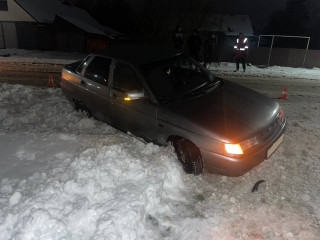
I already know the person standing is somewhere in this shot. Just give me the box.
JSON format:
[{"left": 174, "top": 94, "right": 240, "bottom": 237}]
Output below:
[
  {"left": 233, "top": 33, "right": 249, "bottom": 72},
  {"left": 172, "top": 26, "right": 184, "bottom": 50},
  {"left": 187, "top": 29, "right": 202, "bottom": 62},
  {"left": 203, "top": 33, "right": 216, "bottom": 69}
]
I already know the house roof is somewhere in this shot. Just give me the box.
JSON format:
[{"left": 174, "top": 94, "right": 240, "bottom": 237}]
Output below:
[
  {"left": 202, "top": 14, "right": 254, "bottom": 36},
  {"left": 14, "top": 0, "right": 123, "bottom": 38}
]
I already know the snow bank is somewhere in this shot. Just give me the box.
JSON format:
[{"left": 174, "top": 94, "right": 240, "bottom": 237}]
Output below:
[
  {"left": 0, "top": 84, "right": 113, "bottom": 134},
  {"left": 0, "top": 48, "right": 85, "bottom": 65},
  {"left": 0, "top": 137, "right": 187, "bottom": 240},
  {"left": 209, "top": 62, "right": 320, "bottom": 80}
]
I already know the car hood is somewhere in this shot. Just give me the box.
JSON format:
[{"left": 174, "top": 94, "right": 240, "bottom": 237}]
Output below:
[{"left": 158, "top": 80, "right": 279, "bottom": 142}]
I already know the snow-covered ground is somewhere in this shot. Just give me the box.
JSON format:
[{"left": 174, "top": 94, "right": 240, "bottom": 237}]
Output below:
[
  {"left": 0, "top": 50, "right": 320, "bottom": 240},
  {"left": 209, "top": 62, "right": 320, "bottom": 81}
]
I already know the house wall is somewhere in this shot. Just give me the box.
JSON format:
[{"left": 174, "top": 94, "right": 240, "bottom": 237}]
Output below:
[
  {"left": 0, "top": 1, "right": 114, "bottom": 52},
  {"left": 0, "top": 21, "right": 38, "bottom": 49},
  {"left": 16, "top": 22, "right": 37, "bottom": 49},
  {"left": 0, "top": 24, "right": 4, "bottom": 48},
  {"left": 56, "top": 32, "right": 86, "bottom": 52},
  {"left": 0, "top": 0, "right": 36, "bottom": 49},
  {"left": 54, "top": 16, "right": 87, "bottom": 52},
  {"left": 0, "top": 0, "right": 35, "bottom": 22}
]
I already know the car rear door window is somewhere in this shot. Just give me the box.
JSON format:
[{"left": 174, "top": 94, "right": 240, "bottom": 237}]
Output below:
[
  {"left": 76, "top": 55, "right": 91, "bottom": 74},
  {"left": 84, "top": 56, "right": 111, "bottom": 87},
  {"left": 113, "top": 63, "right": 142, "bottom": 92}
]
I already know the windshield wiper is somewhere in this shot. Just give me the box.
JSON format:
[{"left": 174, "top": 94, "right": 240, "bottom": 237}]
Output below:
[
  {"left": 177, "top": 89, "right": 206, "bottom": 100},
  {"left": 200, "top": 79, "right": 222, "bottom": 92},
  {"left": 178, "top": 79, "right": 221, "bottom": 100},
  {"left": 162, "top": 79, "right": 222, "bottom": 103}
]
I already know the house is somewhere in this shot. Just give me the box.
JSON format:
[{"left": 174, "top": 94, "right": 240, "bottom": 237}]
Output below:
[
  {"left": 0, "top": 0, "right": 124, "bottom": 52},
  {"left": 203, "top": 14, "right": 254, "bottom": 36},
  {"left": 201, "top": 14, "right": 254, "bottom": 62}
]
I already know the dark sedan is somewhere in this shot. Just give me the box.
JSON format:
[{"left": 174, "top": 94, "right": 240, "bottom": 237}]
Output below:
[{"left": 61, "top": 44, "right": 286, "bottom": 176}]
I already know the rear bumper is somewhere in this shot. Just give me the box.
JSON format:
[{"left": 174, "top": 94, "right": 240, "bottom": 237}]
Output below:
[{"left": 200, "top": 120, "right": 287, "bottom": 177}]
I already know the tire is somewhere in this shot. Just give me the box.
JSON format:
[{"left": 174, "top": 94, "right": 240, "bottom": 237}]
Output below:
[
  {"left": 73, "top": 99, "right": 92, "bottom": 118},
  {"left": 172, "top": 138, "right": 203, "bottom": 175}
]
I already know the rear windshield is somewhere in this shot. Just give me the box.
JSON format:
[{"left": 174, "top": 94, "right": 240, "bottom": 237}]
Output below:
[{"left": 141, "top": 54, "right": 218, "bottom": 103}]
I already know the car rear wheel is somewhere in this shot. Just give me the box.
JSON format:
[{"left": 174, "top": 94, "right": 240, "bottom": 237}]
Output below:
[
  {"left": 73, "top": 99, "right": 92, "bottom": 118},
  {"left": 172, "top": 138, "right": 203, "bottom": 175}
]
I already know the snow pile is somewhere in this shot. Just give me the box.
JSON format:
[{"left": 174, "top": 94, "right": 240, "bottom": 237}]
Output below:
[
  {"left": 0, "top": 84, "right": 113, "bottom": 134},
  {"left": 0, "top": 136, "right": 188, "bottom": 239}
]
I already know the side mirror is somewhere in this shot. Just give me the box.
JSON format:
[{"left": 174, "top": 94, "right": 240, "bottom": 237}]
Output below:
[{"left": 124, "top": 90, "right": 144, "bottom": 101}]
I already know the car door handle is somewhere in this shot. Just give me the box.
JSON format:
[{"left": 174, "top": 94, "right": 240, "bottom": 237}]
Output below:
[{"left": 79, "top": 79, "right": 87, "bottom": 86}]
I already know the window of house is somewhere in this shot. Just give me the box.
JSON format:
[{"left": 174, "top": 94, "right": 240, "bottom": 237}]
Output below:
[
  {"left": 113, "top": 63, "right": 142, "bottom": 92},
  {"left": 84, "top": 56, "right": 111, "bottom": 87},
  {"left": 0, "top": 0, "right": 8, "bottom": 11}
]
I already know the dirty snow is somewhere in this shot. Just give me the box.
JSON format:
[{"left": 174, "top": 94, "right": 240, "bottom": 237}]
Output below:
[
  {"left": 0, "top": 50, "right": 319, "bottom": 240},
  {"left": 209, "top": 62, "right": 320, "bottom": 81},
  {"left": 0, "top": 48, "right": 85, "bottom": 65}
]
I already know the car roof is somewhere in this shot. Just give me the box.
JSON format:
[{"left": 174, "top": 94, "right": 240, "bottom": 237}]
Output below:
[{"left": 94, "top": 43, "right": 183, "bottom": 65}]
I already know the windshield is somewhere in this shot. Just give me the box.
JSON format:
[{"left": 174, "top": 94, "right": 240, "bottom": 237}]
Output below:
[{"left": 142, "top": 54, "right": 219, "bottom": 103}]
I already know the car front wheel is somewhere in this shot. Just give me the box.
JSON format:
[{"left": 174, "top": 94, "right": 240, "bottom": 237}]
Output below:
[{"left": 172, "top": 138, "right": 203, "bottom": 175}]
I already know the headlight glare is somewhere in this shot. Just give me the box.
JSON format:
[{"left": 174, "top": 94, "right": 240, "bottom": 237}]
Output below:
[{"left": 224, "top": 143, "right": 243, "bottom": 155}]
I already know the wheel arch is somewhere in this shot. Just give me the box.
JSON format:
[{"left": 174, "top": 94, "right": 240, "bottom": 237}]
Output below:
[{"left": 169, "top": 135, "right": 204, "bottom": 175}]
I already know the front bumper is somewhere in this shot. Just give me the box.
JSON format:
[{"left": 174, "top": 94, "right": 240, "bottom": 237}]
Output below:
[{"left": 200, "top": 119, "right": 287, "bottom": 177}]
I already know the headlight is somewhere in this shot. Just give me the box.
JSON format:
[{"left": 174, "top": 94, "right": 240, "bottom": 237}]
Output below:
[
  {"left": 224, "top": 143, "right": 243, "bottom": 155},
  {"left": 223, "top": 107, "right": 284, "bottom": 157},
  {"left": 224, "top": 135, "right": 259, "bottom": 156},
  {"left": 240, "top": 136, "right": 259, "bottom": 151}
]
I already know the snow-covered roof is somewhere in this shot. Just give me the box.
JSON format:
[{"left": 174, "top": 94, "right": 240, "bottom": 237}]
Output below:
[
  {"left": 14, "top": 0, "right": 123, "bottom": 37},
  {"left": 202, "top": 14, "right": 254, "bottom": 36}
]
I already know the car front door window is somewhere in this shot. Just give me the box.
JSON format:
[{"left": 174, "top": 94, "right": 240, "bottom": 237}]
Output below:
[{"left": 113, "top": 63, "right": 142, "bottom": 92}]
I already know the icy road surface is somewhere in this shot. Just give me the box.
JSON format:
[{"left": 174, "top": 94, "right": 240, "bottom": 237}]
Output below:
[{"left": 0, "top": 57, "right": 320, "bottom": 239}]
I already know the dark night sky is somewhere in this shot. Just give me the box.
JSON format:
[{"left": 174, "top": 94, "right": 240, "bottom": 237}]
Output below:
[
  {"left": 127, "top": 0, "right": 288, "bottom": 32},
  {"left": 210, "top": 0, "right": 288, "bottom": 32}
]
